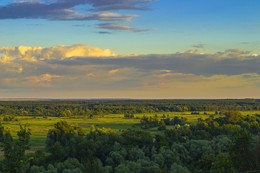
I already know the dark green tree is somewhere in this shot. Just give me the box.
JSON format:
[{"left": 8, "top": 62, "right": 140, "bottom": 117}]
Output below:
[{"left": 0, "top": 124, "right": 31, "bottom": 173}]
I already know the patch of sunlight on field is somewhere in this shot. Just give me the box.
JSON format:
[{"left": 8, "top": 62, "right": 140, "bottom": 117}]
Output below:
[{"left": 1, "top": 111, "right": 259, "bottom": 149}]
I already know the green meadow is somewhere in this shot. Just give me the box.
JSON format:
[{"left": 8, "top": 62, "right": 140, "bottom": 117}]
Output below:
[
  {"left": 0, "top": 109, "right": 259, "bottom": 172},
  {"left": 2, "top": 111, "right": 258, "bottom": 148}
]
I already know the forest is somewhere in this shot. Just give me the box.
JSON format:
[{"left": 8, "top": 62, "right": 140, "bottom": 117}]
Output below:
[
  {"left": 0, "top": 99, "right": 259, "bottom": 117},
  {"left": 0, "top": 99, "right": 259, "bottom": 173}
]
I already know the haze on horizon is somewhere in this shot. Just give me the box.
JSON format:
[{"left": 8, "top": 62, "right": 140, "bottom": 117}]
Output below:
[{"left": 0, "top": 0, "right": 259, "bottom": 98}]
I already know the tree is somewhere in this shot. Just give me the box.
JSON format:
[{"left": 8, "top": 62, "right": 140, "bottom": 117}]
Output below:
[
  {"left": 170, "top": 163, "right": 190, "bottom": 173},
  {"left": 124, "top": 112, "right": 134, "bottom": 119},
  {"left": 0, "top": 124, "right": 31, "bottom": 173},
  {"left": 224, "top": 111, "right": 243, "bottom": 123},
  {"left": 230, "top": 128, "right": 258, "bottom": 171},
  {"left": 210, "top": 153, "right": 235, "bottom": 173},
  {"left": 46, "top": 121, "right": 84, "bottom": 161}
]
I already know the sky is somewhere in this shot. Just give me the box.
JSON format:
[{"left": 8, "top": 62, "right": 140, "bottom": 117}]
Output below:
[{"left": 0, "top": 0, "right": 259, "bottom": 98}]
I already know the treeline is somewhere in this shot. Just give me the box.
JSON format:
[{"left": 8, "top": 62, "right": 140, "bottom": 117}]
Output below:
[
  {"left": 0, "top": 99, "right": 259, "bottom": 117},
  {"left": 0, "top": 111, "right": 259, "bottom": 173}
]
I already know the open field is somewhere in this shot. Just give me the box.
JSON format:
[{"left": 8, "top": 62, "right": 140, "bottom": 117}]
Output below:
[
  {"left": 0, "top": 110, "right": 259, "bottom": 171},
  {"left": 1, "top": 111, "right": 259, "bottom": 148}
]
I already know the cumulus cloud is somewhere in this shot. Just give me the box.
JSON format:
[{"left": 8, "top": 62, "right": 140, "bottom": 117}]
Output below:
[
  {"left": 38, "top": 45, "right": 115, "bottom": 59},
  {"left": 52, "top": 49, "right": 260, "bottom": 75},
  {"left": 0, "top": 44, "right": 115, "bottom": 62},
  {"left": 0, "top": 54, "right": 23, "bottom": 74},
  {"left": 0, "top": 55, "right": 12, "bottom": 64},
  {"left": 0, "top": 45, "right": 259, "bottom": 98}
]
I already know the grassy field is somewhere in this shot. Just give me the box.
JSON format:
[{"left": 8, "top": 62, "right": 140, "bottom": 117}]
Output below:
[{"left": 1, "top": 111, "right": 259, "bottom": 149}]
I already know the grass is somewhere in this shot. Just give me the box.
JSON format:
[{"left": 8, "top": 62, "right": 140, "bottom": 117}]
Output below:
[
  {"left": 2, "top": 115, "right": 140, "bottom": 147},
  {"left": 1, "top": 111, "right": 259, "bottom": 148}
]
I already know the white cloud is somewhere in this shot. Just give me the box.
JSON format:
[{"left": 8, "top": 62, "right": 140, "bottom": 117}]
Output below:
[
  {"left": 0, "top": 55, "right": 12, "bottom": 64},
  {"left": 46, "top": 45, "right": 115, "bottom": 59},
  {"left": 0, "top": 44, "right": 115, "bottom": 62}
]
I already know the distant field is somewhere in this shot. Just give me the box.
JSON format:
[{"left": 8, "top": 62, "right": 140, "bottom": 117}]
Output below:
[{"left": 1, "top": 111, "right": 259, "bottom": 148}]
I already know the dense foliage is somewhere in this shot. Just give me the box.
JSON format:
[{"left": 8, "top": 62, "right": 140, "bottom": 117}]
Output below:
[
  {"left": 0, "top": 111, "right": 259, "bottom": 173},
  {"left": 0, "top": 99, "right": 259, "bottom": 117}
]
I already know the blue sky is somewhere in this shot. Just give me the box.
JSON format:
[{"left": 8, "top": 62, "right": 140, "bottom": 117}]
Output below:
[
  {"left": 1, "top": 0, "right": 259, "bottom": 54},
  {"left": 0, "top": 0, "right": 259, "bottom": 98}
]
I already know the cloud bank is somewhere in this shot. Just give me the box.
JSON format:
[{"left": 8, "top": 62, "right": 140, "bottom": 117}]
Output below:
[{"left": 0, "top": 44, "right": 259, "bottom": 98}]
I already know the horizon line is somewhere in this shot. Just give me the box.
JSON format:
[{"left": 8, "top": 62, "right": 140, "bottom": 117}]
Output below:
[{"left": 0, "top": 97, "right": 259, "bottom": 101}]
